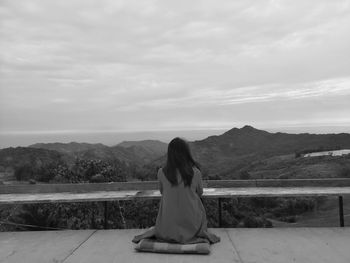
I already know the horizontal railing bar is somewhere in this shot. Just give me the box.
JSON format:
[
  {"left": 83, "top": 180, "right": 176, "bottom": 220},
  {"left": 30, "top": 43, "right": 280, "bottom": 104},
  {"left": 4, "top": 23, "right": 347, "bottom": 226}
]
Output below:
[
  {"left": 254, "top": 178, "right": 350, "bottom": 187},
  {"left": 1, "top": 178, "right": 350, "bottom": 194},
  {"left": 1, "top": 187, "right": 350, "bottom": 205}
]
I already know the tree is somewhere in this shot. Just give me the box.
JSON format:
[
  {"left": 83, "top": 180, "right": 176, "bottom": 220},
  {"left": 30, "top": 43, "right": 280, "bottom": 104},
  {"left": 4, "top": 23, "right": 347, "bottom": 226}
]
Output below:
[
  {"left": 14, "top": 164, "right": 33, "bottom": 181},
  {"left": 239, "top": 170, "right": 251, "bottom": 180}
]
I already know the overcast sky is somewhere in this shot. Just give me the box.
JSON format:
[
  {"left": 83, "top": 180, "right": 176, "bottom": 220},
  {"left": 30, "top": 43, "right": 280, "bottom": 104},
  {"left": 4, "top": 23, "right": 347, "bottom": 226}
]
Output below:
[{"left": 1, "top": 0, "right": 350, "bottom": 135}]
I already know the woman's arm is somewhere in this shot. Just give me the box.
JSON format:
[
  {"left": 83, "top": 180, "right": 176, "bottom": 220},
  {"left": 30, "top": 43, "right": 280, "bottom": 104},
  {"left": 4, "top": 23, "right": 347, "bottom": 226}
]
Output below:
[
  {"left": 157, "top": 168, "right": 163, "bottom": 195},
  {"left": 195, "top": 168, "right": 204, "bottom": 197}
]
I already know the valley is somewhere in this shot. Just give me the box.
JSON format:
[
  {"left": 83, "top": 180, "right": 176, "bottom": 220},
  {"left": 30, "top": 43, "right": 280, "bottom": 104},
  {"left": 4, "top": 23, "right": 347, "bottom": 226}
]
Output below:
[{"left": 1, "top": 125, "right": 350, "bottom": 230}]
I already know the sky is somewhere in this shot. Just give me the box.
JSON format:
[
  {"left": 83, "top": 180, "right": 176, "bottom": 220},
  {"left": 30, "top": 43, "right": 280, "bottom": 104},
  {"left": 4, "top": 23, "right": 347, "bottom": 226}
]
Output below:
[{"left": 1, "top": 0, "right": 350, "bottom": 139}]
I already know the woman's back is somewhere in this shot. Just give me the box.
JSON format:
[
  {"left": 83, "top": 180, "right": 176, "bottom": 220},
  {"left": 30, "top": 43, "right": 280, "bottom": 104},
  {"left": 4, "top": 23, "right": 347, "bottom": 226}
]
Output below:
[
  {"left": 132, "top": 137, "right": 220, "bottom": 245},
  {"left": 155, "top": 167, "right": 208, "bottom": 243}
]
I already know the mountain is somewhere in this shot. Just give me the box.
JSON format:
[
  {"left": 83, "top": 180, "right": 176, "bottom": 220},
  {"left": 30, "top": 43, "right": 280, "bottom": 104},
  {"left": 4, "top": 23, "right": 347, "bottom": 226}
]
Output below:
[
  {"left": 116, "top": 140, "right": 167, "bottom": 164},
  {"left": 193, "top": 125, "right": 350, "bottom": 156},
  {"left": 29, "top": 142, "right": 109, "bottom": 155},
  {"left": 29, "top": 142, "right": 115, "bottom": 166},
  {"left": 28, "top": 140, "right": 168, "bottom": 167},
  {"left": 146, "top": 125, "right": 350, "bottom": 178},
  {"left": 117, "top": 140, "right": 167, "bottom": 153},
  {"left": 2, "top": 126, "right": 350, "bottom": 181},
  {"left": 190, "top": 125, "right": 350, "bottom": 177}
]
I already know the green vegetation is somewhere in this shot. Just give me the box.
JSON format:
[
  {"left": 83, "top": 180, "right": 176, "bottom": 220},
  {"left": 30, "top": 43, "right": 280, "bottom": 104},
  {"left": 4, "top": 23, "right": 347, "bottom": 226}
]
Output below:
[
  {"left": 1, "top": 196, "right": 319, "bottom": 231},
  {"left": 1, "top": 126, "right": 350, "bottom": 231},
  {"left": 1, "top": 155, "right": 321, "bottom": 231}
]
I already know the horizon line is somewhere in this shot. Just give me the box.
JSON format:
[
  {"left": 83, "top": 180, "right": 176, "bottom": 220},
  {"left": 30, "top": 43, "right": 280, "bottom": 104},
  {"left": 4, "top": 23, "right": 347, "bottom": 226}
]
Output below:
[{"left": 1, "top": 124, "right": 350, "bottom": 135}]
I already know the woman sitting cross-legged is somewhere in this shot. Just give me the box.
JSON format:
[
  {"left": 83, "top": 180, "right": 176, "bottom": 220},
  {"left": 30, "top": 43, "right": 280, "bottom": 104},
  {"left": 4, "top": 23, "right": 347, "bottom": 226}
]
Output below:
[{"left": 132, "top": 137, "right": 220, "bottom": 245}]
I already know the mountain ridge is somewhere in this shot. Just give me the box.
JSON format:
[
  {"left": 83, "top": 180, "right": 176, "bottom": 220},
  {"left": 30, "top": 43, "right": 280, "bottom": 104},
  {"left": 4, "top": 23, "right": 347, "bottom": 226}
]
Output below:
[
  {"left": 1, "top": 125, "right": 350, "bottom": 181},
  {"left": 151, "top": 125, "right": 350, "bottom": 177},
  {"left": 28, "top": 140, "right": 168, "bottom": 167}
]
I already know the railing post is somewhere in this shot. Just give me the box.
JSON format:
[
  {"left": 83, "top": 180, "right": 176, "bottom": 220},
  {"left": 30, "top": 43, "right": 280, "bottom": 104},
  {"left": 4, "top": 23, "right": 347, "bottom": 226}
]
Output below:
[
  {"left": 339, "top": 196, "right": 344, "bottom": 227},
  {"left": 104, "top": 201, "right": 108, "bottom": 229},
  {"left": 218, "top": 198, "right": 222, "bottom": 227}
]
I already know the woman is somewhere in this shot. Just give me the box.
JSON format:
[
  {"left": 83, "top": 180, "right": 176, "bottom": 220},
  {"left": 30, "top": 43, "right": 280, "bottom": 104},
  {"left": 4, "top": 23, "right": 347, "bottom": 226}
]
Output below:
[{"left": 132, "top": 137, "right": 220, "bottom": 244}]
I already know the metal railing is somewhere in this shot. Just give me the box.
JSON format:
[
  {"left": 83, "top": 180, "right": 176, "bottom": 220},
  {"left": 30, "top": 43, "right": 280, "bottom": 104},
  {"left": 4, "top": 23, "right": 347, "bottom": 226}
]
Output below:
[{"left": 1, "top": 178, "right": 350, "bottom": 229}]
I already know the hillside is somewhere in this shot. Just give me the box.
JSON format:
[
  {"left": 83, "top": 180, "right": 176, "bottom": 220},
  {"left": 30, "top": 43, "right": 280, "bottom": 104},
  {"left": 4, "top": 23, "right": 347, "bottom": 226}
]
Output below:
[
  {"left": 115, "top": 140, "right": 167, "bottom": 165},
  {"left": 190, "top": 125, "right": 350, "bottom": 176},
  {"left": 117, "top": 139, "right": 167, "bottom": 152},
  {"left": 220, "top": 153, "right": 350, "bottom": 180},
  {"left": 145, "top": 125, "right": 350, "bottom": 178},
  {"left": 28, "top": 141, "right": 167, "bottom": 167},
  {"left": 0, "top": 147, "right": 66, "bottom": 182},
  {"left": 0, "top": 147, "right": 64, "bottom": 168},
  {"left": 194, "top": 125, "right": 350, "bottom": 155},
  {"left": 2, "top": 126, "right": 350, "bottom": 181},
  {"left": 29, "top": 142, "right": 109, "bottom": 155},
  {"left": 1, "top": 126, "right": 350, "bottom": 230}
]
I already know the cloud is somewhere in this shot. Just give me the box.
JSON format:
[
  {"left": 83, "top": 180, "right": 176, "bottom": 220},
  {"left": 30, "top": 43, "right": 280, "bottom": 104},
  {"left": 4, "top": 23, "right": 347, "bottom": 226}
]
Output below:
[
  {"left": 110, "top": 77, "right": 350, "bottom": 111},
  {"left": 0, "top": 0, "right": 350, "bottom": 134}
]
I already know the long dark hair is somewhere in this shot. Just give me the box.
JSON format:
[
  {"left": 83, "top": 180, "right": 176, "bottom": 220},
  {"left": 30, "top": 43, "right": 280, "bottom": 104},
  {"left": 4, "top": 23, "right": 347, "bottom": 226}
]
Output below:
[{"left": 163, "top": 137, "right": 200, "bottom": 187}]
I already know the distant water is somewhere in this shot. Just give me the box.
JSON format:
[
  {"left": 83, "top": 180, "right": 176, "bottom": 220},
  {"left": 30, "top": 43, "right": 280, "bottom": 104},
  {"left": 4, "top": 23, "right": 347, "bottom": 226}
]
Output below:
[{"left": 0, "top": 129, "right": 228, "bottom": 149}]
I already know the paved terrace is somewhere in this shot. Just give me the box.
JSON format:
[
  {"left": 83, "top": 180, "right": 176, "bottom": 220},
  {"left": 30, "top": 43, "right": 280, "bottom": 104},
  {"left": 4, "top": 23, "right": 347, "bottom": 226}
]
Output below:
[{"left": 1, "top": 227, "right": 350, "bottom": 263}]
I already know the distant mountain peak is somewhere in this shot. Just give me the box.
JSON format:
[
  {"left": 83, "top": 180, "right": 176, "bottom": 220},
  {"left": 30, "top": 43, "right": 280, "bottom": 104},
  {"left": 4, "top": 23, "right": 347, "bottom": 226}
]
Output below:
[
  {"left": 223, "top": 125, "right": 268, "bottom": 136},
  {"left": 241, "top": 125, "right": 255, "bottom": 130}
]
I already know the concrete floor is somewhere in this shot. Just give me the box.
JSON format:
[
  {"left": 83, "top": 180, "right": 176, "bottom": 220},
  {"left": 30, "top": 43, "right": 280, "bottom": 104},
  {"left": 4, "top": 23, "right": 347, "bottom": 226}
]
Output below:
[{"left": 1, "top": 228, "right": 349, "bottom": 263}]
